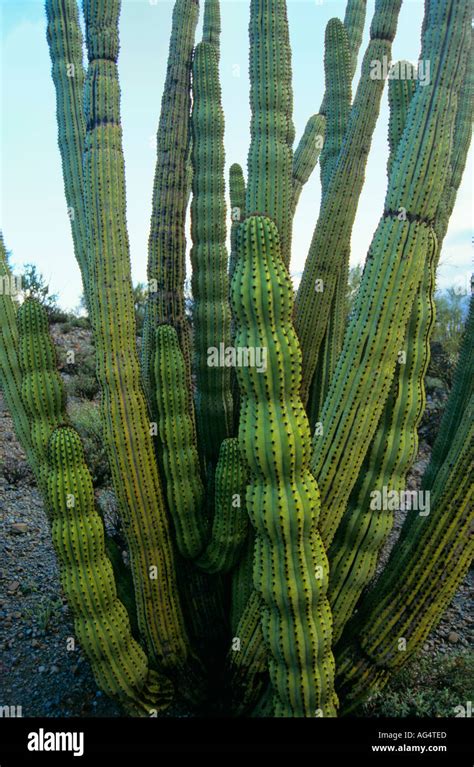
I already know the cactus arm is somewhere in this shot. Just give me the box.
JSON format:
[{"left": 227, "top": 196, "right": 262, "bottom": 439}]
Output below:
[
  {"left": 0, "top": 239, "right": 36, "bottom": 474},
  {"left": 320, "top": 20, "right": 352, "bottom": 197},
  {"left": 311, "top": 0, "right": 471, "bottom": 549},
  {"left": 422, "top": 301, "right": 473, "bottom": 489},
  {"left": 305, "top": 20, "right": 352, "bottom": 425},
  {"left": 83, "top": 0, "right": 190, "bottom": 671},
  {"left": 295, "top": 0, "right": 403, "bottom": 403},
  {"left": 45, "top": 0, "right": 89, "bottom": 289},
  {"left": 336, "top": 335, "right": 473, "bottom": 712},
  {"left": 231, "top": 215, "right": 337, "bottom": 717},
  {"left": 436, "top": 32, "right": 473, "bottom": 246},
  {"left": 17, "top": 299, "right": 67, "bottom": 506},
  {"left": 47, "top": 426, "right": 172, "bottom": 714},
  {"left": 291, "top": 114, "right": 325, "bottom": 213},
  {"left": 387, "top": 63, "right": 417, "bottom": 176},
  {"left": 292, "top": 0, "right": 366, "bottom": 205},
  {"left": 326, "top": 38, "right": 472, "bottom": 641},
  {"left": 203, "top": 0, "right": 220, "bottom": 56},
  {"left": 328, "top": 245, "right": 437, "bottom": 643},
  {"left": 324, "top": 61, "right": 421, "bottom": 642},
  {"left": 246, "top": 0, "right": 294, "bottom": 266},
  {"left": 141, "top": 0, "right": 199, "bottom": 410},
  {"left": 229, "top": 163, "right": 246, "bottom": 284},
  {"left": 191, "top": 41, "right": 233, "bottom": 467},
  {"left": 342, "top": 0, "right": 367, "bottom": 80},
  {"left": 230, "top": 528, "right": 255, "bottom": 634},
  {"left": 154, "top": 325, "right": 207, "bottom": 559},
  {"left": 228, "top": 590, "right": 268, "bottom": 716},
  {"left": 196, "top": 438, "right": 248, "bottom": 574}
]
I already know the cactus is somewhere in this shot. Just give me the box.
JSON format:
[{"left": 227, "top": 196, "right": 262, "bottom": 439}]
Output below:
[
  {"left": 191, "top": 41, "right": 233, "bottom": 467},
  {"left": 141, "top": 0, "right": 199, "bottom": 410},
  {"left": 0, "top": 0, "right": 472, "bottom": 720},
  {"left": 231, "top": 215, "right": 337, "bottom": 717},
  {"left": 48, "top": 425, "right": 172, "bottom": 714}
]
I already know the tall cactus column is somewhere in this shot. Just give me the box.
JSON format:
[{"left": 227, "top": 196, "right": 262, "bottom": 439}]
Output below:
[
  {"left": 246, "top": 0, "right": 294, "bottom": 266},
  {"left": 231, "top": 215, "right": 337, "bottom": 718},
  {"left": 191, "top": 41, "right": 233, "bottom": 467},
  {"left": 82, "top": 0, "right": 190, "bottom": 672},
  {"left": 142, "top": 0, "right": 199, "bottom": 409}
]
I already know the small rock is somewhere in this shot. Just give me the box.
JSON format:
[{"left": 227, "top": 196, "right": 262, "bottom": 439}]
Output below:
[
  {"left": 6, "top": 581, "right": 20, "bottom": 593},
  {"left": 448, "top": 631, "right": 460, "bottom": 644},
  {"left": 50, "top": 665, "right": 60, "bottom": 674},
  {"left": 12, "top": 611, "right": 21, "bottom": 619},
  {"left": 10, "top": 523, "right": 28, "bottom": 535},
  {"left": 31, "top": 639, "right": 41, "bottom": 648},
  {"left": 38, "top": 665, "right": 46, "bottom": 673}
]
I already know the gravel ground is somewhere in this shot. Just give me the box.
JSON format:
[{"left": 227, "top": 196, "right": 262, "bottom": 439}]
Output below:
[{"left": 0, "top": 327, "right": 471, "bottom": 717}]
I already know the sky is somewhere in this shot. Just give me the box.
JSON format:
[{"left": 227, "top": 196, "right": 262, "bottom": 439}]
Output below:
[{"left": 1, "top": 0, "right": 472, "bottom": 310}]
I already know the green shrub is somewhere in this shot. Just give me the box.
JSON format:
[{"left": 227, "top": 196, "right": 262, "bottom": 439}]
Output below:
[
  {"left": 362, "top": 651, "right": 474, "bottom": 717},
  {"left": 68, "top": 401, "right": 111, "bottom": 487}
]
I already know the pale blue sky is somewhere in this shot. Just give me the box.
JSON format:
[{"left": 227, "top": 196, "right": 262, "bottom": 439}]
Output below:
[{"left": 1, "top": 0, "right": 472, "bottom": 310}]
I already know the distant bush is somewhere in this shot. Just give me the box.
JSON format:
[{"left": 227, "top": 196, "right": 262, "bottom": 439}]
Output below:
[
  {"left": 68, "top": 401, "right": 111, "bottom": 487},
  {"left": 432, "top": 287, "right": 469, "bottom": 365}
]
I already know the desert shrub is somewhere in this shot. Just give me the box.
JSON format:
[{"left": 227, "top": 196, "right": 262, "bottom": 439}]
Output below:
[
  {"left": 362, "top": 651, "right": 474, "bottom": 717},
  {"left": 1, "top": 456, "right": 34, "bottom": 486},
  {"left": 68, "top": 401, "right": 111, "bottom": 487}
]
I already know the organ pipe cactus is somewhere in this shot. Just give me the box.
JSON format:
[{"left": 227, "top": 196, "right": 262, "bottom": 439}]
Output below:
[{"left": 0, "top": 0, "right": 472, "bottom": 719}]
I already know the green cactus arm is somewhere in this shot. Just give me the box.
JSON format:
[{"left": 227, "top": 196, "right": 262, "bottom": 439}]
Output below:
[
  {"left": 387, "top": 63, "right": 417, "bottom": 176},
  {"left": 246, "top": 0, "right": 294, "bottom": 266},
  {"left": 328, "top": 248, "right": 437, "bottom": 644},
  {"left": 228, "top": 590, "right": 268, "bottom": 716},
  {"left": 17, "top": 298, "right": 67, "bottom": 505},
  {"left": 0, "top": 239, "right": 36, "bottom": 475},
  {"left": 229, "top": 163, "right": 246, "bottom": 283},
  {"left": 141, "top": 0, "right": 199, "bottom": 411},
  {"left": 342, "top": 0, "right": 367, "bottom": 79},
  {"left": 335, "top": 387, "right": 473, "bottom": 712},
  {"left": 231, "top": 215, "right": 337, "bottom": 718},
  {"left": 310, "top": 0, "right": 471, "bottom": 550},
  {"left": 230, "top": 528, "right": 255, "bottom": 634},
  {"left": 154, "top": 325, "right": 207, "bottom": 559},
  {"left": 203, "top": 0, "right": 220, "bottom": 56},
  {"left": 305, "top": 20, "right": 352, "bottom": 426},
  {"left": 82, "top": 0, "right": 190, "bottom": 671},
  {"left": 291, "top": 114, "right": 325, "bottom": 213},
  {"left": 323, "top": 61, "right": 420, "bottom": 642},
  {"left": 320, "top": 19, "right": 352, "bottom": 197},
  {"left": 45, "top": 0, "right": 89, "bottom": 289},
  {"left": 191, "top": 41, "right": 233, "bottom": 467},
  {"left": 196, "top": 437, "right": 248, "bottom": 574},
  {"left": 292, "top": 0, "right": 366, "bottom": 205},
  {"left": 47, "top": 425, "right": 172, "bottom": 714},
  {"left": 326, "top": 37, "right": 472, "bottom": 642},
  {"left": 295, "top": 0, "right": 403, "bottom": 403}
]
